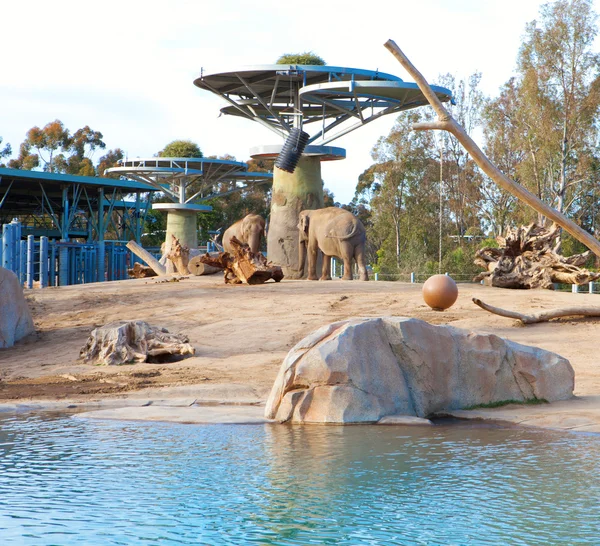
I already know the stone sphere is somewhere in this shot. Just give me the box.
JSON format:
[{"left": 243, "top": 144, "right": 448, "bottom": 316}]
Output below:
[{"left": 422, "top": 274, "right": 458, "bottom": 310}]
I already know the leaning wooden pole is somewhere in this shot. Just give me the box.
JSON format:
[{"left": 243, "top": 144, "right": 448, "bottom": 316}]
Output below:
[
  {"left": 384, "top": 39, "right": 600, "bottom": 259},
  {"left": 126, "top": 240, "right": 167, "bottom": 276}
]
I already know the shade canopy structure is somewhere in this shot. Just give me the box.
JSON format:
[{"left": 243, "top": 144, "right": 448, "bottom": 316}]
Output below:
[
  {"left": 195, "top": 64, "right": 452, "bottom": 278},
  {"left": 106, "top": 157, "right": 272, "bottom": 206},
  {"left": 0, "top": 167, "right": 156, "bottom": 242},
  {"left": 194, "top": 65, "right": 452, "bottom": 145}
]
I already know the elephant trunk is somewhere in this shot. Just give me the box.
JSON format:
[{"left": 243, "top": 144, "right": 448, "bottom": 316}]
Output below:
[
  {"left": 298, "top": 239, "right": 306, "bottom": 277},
  {"left": 247, "top": 230, "right": 261, "bottom": 254}
]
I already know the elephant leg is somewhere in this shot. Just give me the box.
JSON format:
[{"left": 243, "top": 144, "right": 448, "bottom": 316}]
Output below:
[
  {"left": 355, "top": 244, "right": 369, "bottom": 281},
  {"left": 341, "top": 243, "right": 353, "bottom": 280},
  {"left": 320, "top": 255, "right": 332, "bottom": 281},
  {"left": 307, "top": 243, "right": 319, "bottom": 280}
]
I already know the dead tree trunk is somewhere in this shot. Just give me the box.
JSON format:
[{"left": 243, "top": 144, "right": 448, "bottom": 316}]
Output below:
[
  {"left": 199, "top": 236, "right": 284, "bottom": 284},
  {"left": 166, "top": 235, "right": 190, "bottom": 275},
  {"left": 383, "top": 39, "right": 600, "bottom": 259},
  {"left": 473, "top": 297, "right": 600, "bottom": 324},
  {"left": 473, "top": 223, "right": 600, "bottom": 289},
  {"left": 126, "top": 240, "right": 167, "bottom": 276}
]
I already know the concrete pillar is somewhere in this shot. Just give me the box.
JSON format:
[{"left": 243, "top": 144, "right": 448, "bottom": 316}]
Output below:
[
  {"left": 267, "top": 156, "right": 324, "bottom": 278},
  {"left": 165, "top": 209, "right": 198, "bottom": 250}
]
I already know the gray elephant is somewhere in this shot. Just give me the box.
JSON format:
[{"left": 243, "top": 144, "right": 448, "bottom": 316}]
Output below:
[
  {"left": 298, "top": 207, "right": 368, "bottom": 281},
  {"left": 223, "top": 214, "right": 266, "bottom": 254}
]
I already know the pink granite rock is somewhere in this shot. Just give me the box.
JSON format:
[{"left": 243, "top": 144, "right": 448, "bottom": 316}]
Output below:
[{"left": 265, "top": 317, "right": 574, "bottom": 424}]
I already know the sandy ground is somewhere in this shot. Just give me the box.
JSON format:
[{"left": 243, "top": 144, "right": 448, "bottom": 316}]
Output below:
[{"left": 2, "top": 274, "right": 600, "bottom": 431}]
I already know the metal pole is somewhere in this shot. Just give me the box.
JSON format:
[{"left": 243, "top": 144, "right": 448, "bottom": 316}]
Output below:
[
  {"left": 39, "top": 237, "right": 49, "bottom": 288},
  {"left": 439, "top": 139, "right": 443, "bottom": 274},
  {"left": 59, "top": 244, "right": 69, "bottom": 286},
  {"left": 410, "top": 272, "right": 415, "bottom": 283},
  {"left": 2, "top": 223, "right": 13, "bottom": 271},
  {"left": 590, "top": 281, "right": 595, "bottom": 294},
  {"left": 26, "top": 235, "right": 34, "bottom": 289},
  {"left": 19, "top": 240, "right": 27, "bottom": 286}
]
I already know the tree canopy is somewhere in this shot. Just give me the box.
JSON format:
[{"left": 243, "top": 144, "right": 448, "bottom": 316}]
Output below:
[
  {"left": 157, "top": 140, "right": 203, "bottom": 158},
  {"left": 276, "top": 52, "right": 325, "bottom": 65}
]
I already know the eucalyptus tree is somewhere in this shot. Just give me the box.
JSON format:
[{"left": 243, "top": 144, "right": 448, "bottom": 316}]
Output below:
[
  {"left": 355, "top": 112, "right": 440, "bottom": 272},
  {"left": 516, "top": 0, "right": 600, "bottom": 217},
  {"left": 0, "top": 137, "right": 10, "bottom": 166},
  {"left": 479, "top": 79, "right": 524, "bottom": 235},
  {"left": 435, "top": 72, "right": 486, "bottom": 240}
]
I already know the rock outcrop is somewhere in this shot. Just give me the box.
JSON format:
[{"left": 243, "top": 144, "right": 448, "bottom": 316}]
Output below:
[
  {"left": 80, "top": 320, "right": 195, "bottom": 365},
  {"left": 265, "top": 317, "right": 574, "bottom": 424},
  {"left": 0, "top": 267, "right": 35, "bottom": 348}
]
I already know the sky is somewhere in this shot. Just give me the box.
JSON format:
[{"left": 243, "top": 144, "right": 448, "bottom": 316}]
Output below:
[{"left": 2, "top": 0, "right": 600, "bottom": 204}]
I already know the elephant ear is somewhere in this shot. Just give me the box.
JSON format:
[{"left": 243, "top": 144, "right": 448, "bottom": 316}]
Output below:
[{"left": 302, "top": 214, "right": 310, "bottom": 235}]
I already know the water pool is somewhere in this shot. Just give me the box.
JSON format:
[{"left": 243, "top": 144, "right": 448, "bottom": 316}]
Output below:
[{"left": 0, "top": 412, "right": 598, "bottom": 545}]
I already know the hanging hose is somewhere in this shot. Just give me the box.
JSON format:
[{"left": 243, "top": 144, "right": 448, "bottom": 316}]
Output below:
[{"left": 275, "top": 127, "right": 309, "bottom": 173}]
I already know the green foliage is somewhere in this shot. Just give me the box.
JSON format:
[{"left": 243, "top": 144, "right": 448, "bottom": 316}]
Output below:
[
  {"left": 479, "top": 237, "right": 499, "bottom": 249},
  {"left": 276, "top": 52, "right": 325, "bottom": 65},
  {"left": 158, "top": 140, "right": 203, "bottom": 158},
  {"left": 97, "top": 149, "right": 125, "bottom": 178},
  {"left": 464, "top": 398, "right": 548, "bottom": 410},
  {"left": 0, "top": 137, "right": 11, "bottom": 166},
  {"left": 7, "top": 120, "right": 108, "bottom": 176}
]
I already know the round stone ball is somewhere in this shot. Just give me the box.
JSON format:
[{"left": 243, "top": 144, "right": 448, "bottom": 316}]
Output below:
[{"left": 422, "top": 274, "right": 458, "bottom": 311}]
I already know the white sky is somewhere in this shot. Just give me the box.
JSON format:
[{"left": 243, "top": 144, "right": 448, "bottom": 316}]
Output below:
[{"left": 2, "top": 0, "right": 599, "bottom": 204}]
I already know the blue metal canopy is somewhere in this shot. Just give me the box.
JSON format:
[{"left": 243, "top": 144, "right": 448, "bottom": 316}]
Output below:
[{"left": 194, "top": 65, "right": 452, "bottom": 145}]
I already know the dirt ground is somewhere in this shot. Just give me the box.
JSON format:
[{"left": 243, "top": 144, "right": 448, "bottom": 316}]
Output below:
[{"left": 2, "top": 274, "right": 600, "bottom": 404}]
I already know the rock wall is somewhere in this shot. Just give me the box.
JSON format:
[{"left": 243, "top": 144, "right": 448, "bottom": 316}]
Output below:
[
  {"left": 265, "top": 317, "right": 574, "bottom": 424},
  {"left": 0, "top": 267, "right": 35, "bottom": 349}
]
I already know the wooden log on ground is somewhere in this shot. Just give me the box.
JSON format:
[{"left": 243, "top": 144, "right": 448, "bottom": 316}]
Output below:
[
  {"left": 128, "top": 262, "right": 157, "bottom": 278},
  {"left": 472, "top": 297, "right": 600, "bottom": 324},
  {"left": 473, "top": 223, "right": 600, "bottom": 289},
  {"left": 188, "top": 255, "right": 221, "bottom": 276},
  {"left": 126, "top": 240, "right": 167, "bottom": 276},
  {"left": 199, "top": 236, "right": 284, "bottom": 284}
]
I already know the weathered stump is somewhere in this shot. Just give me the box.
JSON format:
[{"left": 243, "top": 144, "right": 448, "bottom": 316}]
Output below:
[
  {"left": 199, "top": 236, "right": 284, "bottom": 284},
  {"left": 474, "top": 223, "right": 600, "bottom": 289},
  {"left": 166, "top": 235, "right": 190, "bottom": 275},
  {"left": 80, "top": 320, "right": 195, "bottom": 365}
]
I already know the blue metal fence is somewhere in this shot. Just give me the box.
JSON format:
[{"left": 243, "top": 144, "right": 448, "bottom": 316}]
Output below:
[{"left": 1, "top": 219, "right": 145, "bottom": 287}]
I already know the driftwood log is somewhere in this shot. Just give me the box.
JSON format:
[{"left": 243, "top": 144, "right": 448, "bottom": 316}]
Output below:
[
  {"left": 473, "top": 297, "right": 600, "bottom": 324},
  {"left": 128, "top": 262, "right": 157, "bottom": 278},
  {"left": 474, "top": 223, "right": 600, "bottom": 289},
  {"left": 199, "top": 236, "right": 284, "bottom": 284},
  {"left": 384, "top": 39, "right": 600, "bottom": 259},
  {"left": 166, "top": 235, "right": 190, "bottom": 275}
]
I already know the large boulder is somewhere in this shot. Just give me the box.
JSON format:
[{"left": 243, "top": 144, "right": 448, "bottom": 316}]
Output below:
[
  {"left": 265, "top": 317, "right": 574, "bottom": 424},
  {"left": 0, "top": 267, "right": 35, "bottom": 349}
]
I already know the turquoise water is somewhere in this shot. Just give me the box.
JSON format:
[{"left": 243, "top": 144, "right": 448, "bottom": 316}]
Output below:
[{"left": 0, "top": 413, "right": 599, "bottom": 545}]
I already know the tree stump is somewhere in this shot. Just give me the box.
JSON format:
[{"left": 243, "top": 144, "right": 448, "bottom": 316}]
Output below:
[
  {"left": 474, "top": 223, "right": 600, "bottom": 289},
  {"left": 166, "top": 235, "right": 190, "bottom": 275},
  {"left": 199, "top": 236, "right": 284, "bottom": 284},
  {"left": 80, "top": 320, "right": 195, "bottom": 365}
]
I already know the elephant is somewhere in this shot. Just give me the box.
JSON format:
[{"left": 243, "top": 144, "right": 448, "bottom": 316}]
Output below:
[
  {"left": 298, "top": 207, "right": 368, "bottom": 281},
  {"left": 222, "top": 214, "right": 266, "bottom": 254}
]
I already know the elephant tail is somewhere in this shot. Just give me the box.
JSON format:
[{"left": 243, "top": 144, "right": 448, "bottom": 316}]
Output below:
[{"left": 326, "top": 223, "right": 361, "bottom": 241}]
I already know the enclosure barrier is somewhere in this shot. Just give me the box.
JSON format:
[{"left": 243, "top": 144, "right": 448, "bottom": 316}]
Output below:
[{"left": 0, "top": 219, "right": 154, "bottom": 288}]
